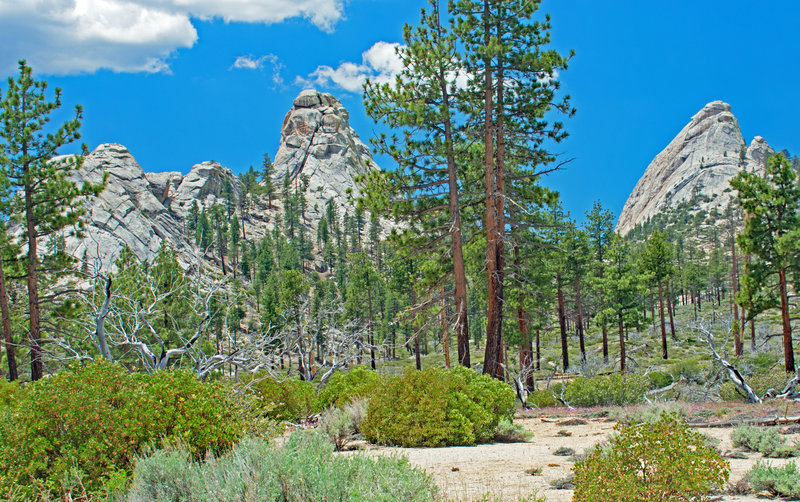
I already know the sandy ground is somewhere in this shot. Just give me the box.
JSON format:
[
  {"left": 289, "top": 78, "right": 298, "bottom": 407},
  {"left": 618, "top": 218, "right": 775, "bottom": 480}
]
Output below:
[{"left": 348, "top": 415, "right": 800, "bottom": 501}]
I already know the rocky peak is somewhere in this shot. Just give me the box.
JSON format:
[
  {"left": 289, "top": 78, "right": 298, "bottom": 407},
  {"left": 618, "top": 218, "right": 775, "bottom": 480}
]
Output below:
[
  {"left": 616, "top": 101, "right": 772, "bottom": 235},
  {"left": 170, "top": 161, "right": 242, "bottom": 218},
  {"left": 273, "top": 89, "right": 377, "bottom": 221}
]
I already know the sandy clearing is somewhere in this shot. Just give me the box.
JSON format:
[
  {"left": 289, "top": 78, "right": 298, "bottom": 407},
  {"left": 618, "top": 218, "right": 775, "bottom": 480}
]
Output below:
[{"left": 348, "top": 415, "right": 799, "bottom": 501}]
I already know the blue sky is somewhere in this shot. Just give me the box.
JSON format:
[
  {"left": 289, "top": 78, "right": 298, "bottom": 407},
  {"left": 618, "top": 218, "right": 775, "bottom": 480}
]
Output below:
[{"left": 1, "top": 0, "right": 798, "bottom": 221}]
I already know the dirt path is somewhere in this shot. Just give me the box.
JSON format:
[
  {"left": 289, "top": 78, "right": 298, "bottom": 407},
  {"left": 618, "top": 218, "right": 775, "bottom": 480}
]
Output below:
[{"left": 352, "top": 415, "right": 799, "bottom": 501}]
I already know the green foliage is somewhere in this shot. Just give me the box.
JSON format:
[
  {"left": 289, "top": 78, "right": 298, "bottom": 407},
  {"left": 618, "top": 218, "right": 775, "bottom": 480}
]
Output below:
[
  {"left": 748, "top": 461, "right": 800, "bottom": 498},
  {"left": 668, "top": 358, "right": 706, "bottom": 383},
  {"left": 731, "top": 426, "right": 795, "bottom": 458},
  {"left": 127, "top": 432, "right": 438, "bottom": 502},
  {"left": 0, "top": 378, "right": 27, "bottom": 407},
  {"left": 361, "top": 366, "right": 515, "bottom": 447},
  {"left": 719, "top": 371, "right": 789, "bottom": 401},
  {"left": 315, "top": 365, "right": 383, "bottom": 410},
  {"left": 563, "top": 373, "right": 648, "bottom": 408},
  {"left": 573, "top": 414, "right": 729, "bottom": 501},
  {"left": 646, "top": 371, "right": 673, "bottom": 390},
  {"left": 0, "top": 362, "right": 243, "bottom": 499},
  {"left": 240, "top": 373, "right": 315, "bottom": 422},
  {"left": 317, "top": 398, "right": 368, "bottom": 451},
  {"left": 526, "top": 387, "right": 561, "bottom": 408},
  {"left": 609, "top": 402, "right": 687, "bottom": 425},
  {"left": 493, "top": 418, "right": 533, "bottom": 443}
]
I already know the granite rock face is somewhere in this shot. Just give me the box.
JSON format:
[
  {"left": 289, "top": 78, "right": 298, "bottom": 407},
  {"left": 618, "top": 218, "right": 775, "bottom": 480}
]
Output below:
[
  {"left": 46, "top": 90, "right": 379, "bottom": 273},
  {"left": 616, "top": 101, "right": 772, "bottom": 235},
  {"left": 273, "top": 89, "right": 378, "bottom": 222},
  {"left": 64, "top": 144, "right": 207, "bottom": 270}
]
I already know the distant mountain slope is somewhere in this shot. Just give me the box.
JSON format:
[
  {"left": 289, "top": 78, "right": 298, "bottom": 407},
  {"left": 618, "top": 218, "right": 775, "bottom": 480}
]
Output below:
[{"left": 616, "top": 101, "right": 772, "bottom": 236}]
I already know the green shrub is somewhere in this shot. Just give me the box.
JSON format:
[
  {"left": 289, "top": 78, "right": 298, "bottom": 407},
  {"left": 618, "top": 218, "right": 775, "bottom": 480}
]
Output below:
[
  {"left": 526, "top": 385, "right": 562, "bottom": 408},
  {"left": 745, "top": 352, "right": 779, "bottom": 372},
  {"left": 127, "top": 432, "right": 438, "bottom": 502},
  {"left": 240, "top": 373, "right": 315, "bottom": 422},
  {"left": 563, "top": 373, "right": 648, "bottom": 407},
  {"left": 748, "top": 461, "right": 800, "bottom": 498},
  {"left": 361, "top": 366, "right": 515, "bottom": 447},
  {"left": 669, "top": 359, "right": 705, "bottom": 382},
  {"left": 719, "top": 371, "right": 790, "bottom": 401},
  {"left": 315, "top": 366, "right": 382, "bottom": 410},
  {"left": 318, "top": 398, "right": 368, "bottom": 451},
  {"left": 0, "top": 379, "right": 28, "bottom": 408},
  {"left": 731, "top": 426, "right": 793, "bottom": 457},
  {"left": 608, "top": 402, "right": 687, "bottom": 425},
  {"left": 573, "top": 414, "right": 729, "bottom": 501},
  {"left": 646, "top": 371, "right": 673, "bottom": 390},
  {"left": 493, "top": 418, "right": 533, "bottom": 443},
  {"left": 0, "top": 362, "right": 244, "bottom": 499}
]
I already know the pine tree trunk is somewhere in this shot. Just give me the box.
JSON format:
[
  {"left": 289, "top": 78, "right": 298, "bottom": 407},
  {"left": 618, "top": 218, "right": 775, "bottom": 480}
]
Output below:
[
  {"left": 618, "top": 314, "right": 626, "bottom": 374},
  {"left": 481, "top": 0, "right": 502, "bottom": 380},
  {"left": 667, "top": 278, "right": 677, "bottom": 341},
  {"left": 439, "top": 52, "right": 471, "bottom": 369},
  {"left": 368, "top": 283, "right": 376, "bottom": 370},
  {"left": 778, "top": 268, "right": 796, "bottom": 372},
  {"left": 658, "top": 280, "right": 668, "bottom": 359},
  {"left": 26, "top": 183, "right": 43, "bottom": 381},
  {"left": 414, "top": 329, "right": 421, "bottom": 370},
  {"left": 731, "top": 231, "right": 742, "bottom": 355},
  {"left": 600, "top": 297, "right": 609, "bottom": 363},
  {"left": 441, "top": 287, "right": 450, "bottom": 369},
  {"left": 557, "top": 275, "right": 569, "bottom": 371},
  {"left": 0, "top": 259, "right": 18, "bottom": 381},
  {"left": 575, "top": 274, "right": 586, "bottom": 367}
]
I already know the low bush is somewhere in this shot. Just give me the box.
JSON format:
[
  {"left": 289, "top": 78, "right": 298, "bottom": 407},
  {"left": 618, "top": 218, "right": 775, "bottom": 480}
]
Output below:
[
  {"left": 493, "top": 418, "right": 532, "bottom": 443},
  {"left": 731, "top": 426, "right": 795, "bottom": 458},
  {"left": 608, "top": 402, "right": 687, "bottom": 425},
  {"left": 573, "top": 414, "right": 729, "bottom": 501},
  {"left": 127, "top": 431, "right": 438, "bottom": 501},
  {"left": 747, "top": 461, "right": 800, "bottom": 498},
  {"left": 240, "top": 373, "right": 315, "bottom": 422},
  {"left": 669, "top": 359, "right": 706, "bottom": 383},
  {"left": 317, "top": 398, "right": 367, "bottom": 451},
  {"left": 563, "top": 373, "right": 648, "bottom": 407},
  {"left": 526, "top": 384, "right": 563, "bottom": 408},
  {"left": 719, "top": 371, "right": 791, "bottom": 402},
  {"left": 361, "top": 366, "right": 515, "bottom": 447},
  {"left": 646, "top": 371, "right": 673, "bottom": 390},
  {"left": 0, "top": 362, "right": 244, "bottom": 499},
  {"left": 315, "top": 366, "right": 382, "bottom": 410},
  {"left": 0, "top": 378, "right": 28, "bottom": 408}
]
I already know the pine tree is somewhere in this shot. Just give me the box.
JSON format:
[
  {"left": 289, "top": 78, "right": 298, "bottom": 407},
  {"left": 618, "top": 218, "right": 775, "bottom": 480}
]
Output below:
[
  {"left": 641, "top": 231, "right": 674, "bottom": 359},
  {"left": 595, "top": 234, "right": 648, "bottom": 373},
  {"left": 451, "top": 0, "right": 574, "bottom": 379},
  {"left": 262, "top": 153, "right": 275, "bottom": 208},
  {"left": 230, "top": 214, "right": 240, "bottom": 278},
  {"left": 585, "top": 200, "right": 614, "bottom": 362},
  {"left": 731, "top": 153, "right": 800, "bottom": 372},
  {"left": 361, "top": 0, "right": 473, "bottom": 367},
  {"left": 186, "top": 200, "right": 200, "bottom": 236},
  {"left": 0, "top": 61, "right": 105, "bottom": 380}
]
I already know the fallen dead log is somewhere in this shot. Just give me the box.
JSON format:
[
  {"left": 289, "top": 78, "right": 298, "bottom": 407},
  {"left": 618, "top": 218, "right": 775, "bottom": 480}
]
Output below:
[{"left": 687, "top": 415, "right": 800, "bottom": 428}]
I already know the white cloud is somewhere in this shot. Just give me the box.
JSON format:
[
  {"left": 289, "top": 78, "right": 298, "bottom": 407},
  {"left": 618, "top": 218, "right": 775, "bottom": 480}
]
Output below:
[
  {"left": 298, "top": 41, "right": 404, "bottom": 93},
  {"left": 231, "top": 54, "right": 284, "bottom": 86},
  {"left": 0, "top": 0, "right": 345, "bottom": 75}
]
